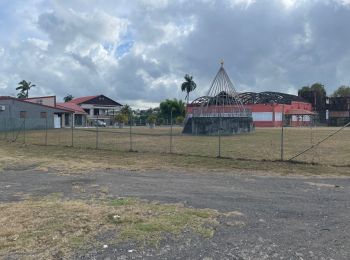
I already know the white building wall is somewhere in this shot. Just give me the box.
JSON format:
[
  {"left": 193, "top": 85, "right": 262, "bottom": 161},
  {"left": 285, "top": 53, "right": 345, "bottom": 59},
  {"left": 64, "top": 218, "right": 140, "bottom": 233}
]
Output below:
[{"left": 252, "top": 112, "right": 273, "bottom": 121}]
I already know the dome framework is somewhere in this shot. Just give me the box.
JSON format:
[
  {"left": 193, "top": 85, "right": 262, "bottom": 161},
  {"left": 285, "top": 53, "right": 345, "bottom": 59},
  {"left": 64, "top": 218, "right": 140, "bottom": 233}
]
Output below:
[{"left": 183, "top": 62, "right": 254, "bottom": 135}]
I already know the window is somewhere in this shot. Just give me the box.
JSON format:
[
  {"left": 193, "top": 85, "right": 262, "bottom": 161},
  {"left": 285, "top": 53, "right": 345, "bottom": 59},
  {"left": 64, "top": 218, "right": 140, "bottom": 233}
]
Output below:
[
  {"left": 94, "top": 109, "right": 99, "bottom": 115},
  {"left": 40, "top": 112, "right": 47, "bottom": 118},
  {"left": 20, "top": 111, "right": 27, "bottom": 118},
  {"left": 37, "top": 100, "right": 43, "bottom": 105}
]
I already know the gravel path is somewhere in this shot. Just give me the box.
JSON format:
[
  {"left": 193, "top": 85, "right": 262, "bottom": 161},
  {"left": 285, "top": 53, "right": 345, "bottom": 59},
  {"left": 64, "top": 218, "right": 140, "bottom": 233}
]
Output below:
[{"left": 1, "top": 169, "right": 349, "bottom": 259}]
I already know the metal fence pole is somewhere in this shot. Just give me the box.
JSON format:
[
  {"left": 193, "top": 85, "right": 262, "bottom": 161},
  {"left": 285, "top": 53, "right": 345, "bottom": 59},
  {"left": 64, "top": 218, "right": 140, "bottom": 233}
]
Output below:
[
  {"left": 129, "top": 114, "right": 133, "bottom": 152},
  {"left": 218, "top": 114, "right": 222, "bottom": 158},
  {"left": 12, "top": 118, "right": 15, "bottom": 141},
  {"left": 170, "top": 109, "right": 173, "bottom": 153},
  {"left": 310, "top": 121, "right": 314, "bottom": 163},
  {"left": 71, "top": 115, "right": 74, "bottom": 147},
  {"left": 96, "top": 122, "right": 99, "bottom": 149},
  {"left": 280, "top": 104, "right": 285, "bottom": 161},
  {"left": 4, "top": 118, "right": 7, "bottom": 140},
  {"left": 45, "top": 116, "right": 48, "bottom": 146},
  {"left": 23, "top": 118, "right": 26, "bottom": 144}
]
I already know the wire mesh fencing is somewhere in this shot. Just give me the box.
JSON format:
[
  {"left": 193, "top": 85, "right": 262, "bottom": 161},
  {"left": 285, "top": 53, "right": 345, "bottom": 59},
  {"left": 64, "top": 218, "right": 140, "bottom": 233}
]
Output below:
[{"left": 0, "top": 117, "right": 349, "bottom": 167}]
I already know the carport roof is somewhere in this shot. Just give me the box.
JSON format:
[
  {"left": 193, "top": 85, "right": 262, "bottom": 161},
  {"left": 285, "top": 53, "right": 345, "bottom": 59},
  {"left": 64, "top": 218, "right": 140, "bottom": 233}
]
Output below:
[
  {"left": 57, "top": 102, "right": 88, "bottom": 114},
  {"left": 285, "top": 109, "right": 316, "bottom": 115}
]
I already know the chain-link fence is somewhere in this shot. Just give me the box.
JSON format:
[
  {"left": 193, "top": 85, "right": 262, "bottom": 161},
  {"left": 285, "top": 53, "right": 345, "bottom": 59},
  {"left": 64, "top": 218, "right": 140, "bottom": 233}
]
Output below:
[{"left": 1, "top": 117, "right": 349, "bottom": 166}]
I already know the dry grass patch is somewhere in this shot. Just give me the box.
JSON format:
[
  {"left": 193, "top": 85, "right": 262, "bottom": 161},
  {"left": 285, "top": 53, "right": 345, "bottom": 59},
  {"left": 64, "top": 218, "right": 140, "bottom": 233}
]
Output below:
[
  {"left": 6, "top": 126, "right": 350, "bottom": 165},
  {"left": 0, "top": 140, "right": 350, "bottom": 176},
  {"left": 0, "top": 195, "right": 219, "bottom": 259}
]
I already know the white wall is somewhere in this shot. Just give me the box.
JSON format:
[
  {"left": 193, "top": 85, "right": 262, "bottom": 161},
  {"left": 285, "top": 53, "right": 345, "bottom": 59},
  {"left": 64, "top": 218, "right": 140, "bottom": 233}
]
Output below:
[{"left": 252, "top": 112, "right": 273, "bottom": 121}]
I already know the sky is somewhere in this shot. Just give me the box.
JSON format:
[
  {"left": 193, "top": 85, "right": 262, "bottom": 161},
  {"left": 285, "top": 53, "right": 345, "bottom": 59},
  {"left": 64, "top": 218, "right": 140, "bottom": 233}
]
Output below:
[{"left": 1, "top": 0, "right": 350, "bottom": 108}]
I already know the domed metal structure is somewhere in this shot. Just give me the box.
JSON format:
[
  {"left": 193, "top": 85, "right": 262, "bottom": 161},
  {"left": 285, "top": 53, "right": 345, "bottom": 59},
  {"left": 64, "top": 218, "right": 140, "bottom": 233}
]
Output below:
[
  {"left": 183, "top": 62, "right": 254, "bottom": 135},
  {"left": 237, "top": 91, "right": 306, "bottom": 105}
]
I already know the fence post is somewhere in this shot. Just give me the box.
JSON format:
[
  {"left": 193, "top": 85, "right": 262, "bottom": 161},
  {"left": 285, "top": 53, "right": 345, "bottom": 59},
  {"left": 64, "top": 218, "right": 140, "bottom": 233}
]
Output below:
[
  {"left": 280, "top": 104, "right": 285, "bottom": 161},
  {"left": 170, "top": 109, "right": 173, "bottom": 153},
  {"left": 23, "top": 117, "right": 26, "bottom": 144},
  {"left": 96, "top": 120, "right": 99, "bottom": 149},
  {"left": 12, "top": 118, "right": 15, "bottom": 141},
  {"left": 71, "top": 115, "right": 74, "bottom": 147},
  {"left": 45, "top": 116, "right": 48, "bottom": 146},
  {"left": 4, "top": 118, "right": 7, "bottom": 140},
  {"left": 218, "top": 114, "right": 222, "bottom": 158},
  {"left": 129, "top": 113, "right": 133, "bottom": 152}
]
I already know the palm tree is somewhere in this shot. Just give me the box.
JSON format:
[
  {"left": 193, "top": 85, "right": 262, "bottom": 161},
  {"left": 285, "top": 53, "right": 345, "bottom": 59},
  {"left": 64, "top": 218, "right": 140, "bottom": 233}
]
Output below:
[
  {"left": 181, "top": 74, "right": 197, "bottom": 104},
  {"left": 16, "top": 80, "right": 36, "bottom": 98},
  {"left": 120, "top": 104, "right": 132, "bottom": 115}
]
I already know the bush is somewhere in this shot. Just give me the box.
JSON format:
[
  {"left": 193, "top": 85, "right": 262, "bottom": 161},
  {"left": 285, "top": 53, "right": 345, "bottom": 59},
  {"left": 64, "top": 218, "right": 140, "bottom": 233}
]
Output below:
[
  {"left": 176, "top": 116, "right": 184, "bottom": 125},
  {"left": 115, "top": 114, "right": 128, "bottom": 124},
  {"left": 147, "top": 115, "right": 157, "bottom": 124}
]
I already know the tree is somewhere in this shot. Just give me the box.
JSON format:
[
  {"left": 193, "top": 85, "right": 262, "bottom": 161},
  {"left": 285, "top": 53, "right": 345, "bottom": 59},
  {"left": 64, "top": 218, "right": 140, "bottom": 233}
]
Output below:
[
  {"left": 159, "top": 99, "right": 185, "bottom": 123},
  {"left": 298, "top": 83, "right": 327, "bottom": 121},
  {"left": 181, "top": 74, "right": 197, "bottom": 104},
  {"left": 332, "top": 85, "right": 350, "bottom": 97},
  {"left": 120, "top": 104, "right": 132, "bottom": 115},
  {"left": 16, "top": 80, "right": 35, "bottom": 98},
  {"left": 63, "top": 94, "right": 74, "bottom": 102}
]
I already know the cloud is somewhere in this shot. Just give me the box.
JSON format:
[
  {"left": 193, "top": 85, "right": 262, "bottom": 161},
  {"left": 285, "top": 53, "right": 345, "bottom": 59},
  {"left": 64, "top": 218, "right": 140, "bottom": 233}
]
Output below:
[{"left": 1, "top": 0, "right": 350, "bottom": 108}]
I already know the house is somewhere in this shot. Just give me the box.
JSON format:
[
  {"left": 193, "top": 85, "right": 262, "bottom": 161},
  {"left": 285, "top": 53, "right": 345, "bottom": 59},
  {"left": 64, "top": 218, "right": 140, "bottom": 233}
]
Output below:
[
  {"left": 67, "top": 95, "right": 122, "bottom": 125},
  {"left": 327, "top": 96, "right": 350, "bottom": 126},
  {"left": 0, "top": 96, "right": 72, "bottom": 131},
  {"left": 24, "top": 95, "right": 85, "bottom": 128},
  {"left": 56, "top": 102, "right": 88, "bottom": 127}
]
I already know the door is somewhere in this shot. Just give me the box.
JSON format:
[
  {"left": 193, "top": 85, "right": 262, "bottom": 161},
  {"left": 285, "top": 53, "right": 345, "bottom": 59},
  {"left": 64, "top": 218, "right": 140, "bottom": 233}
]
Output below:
[{"left": 54, "top": 114, "right": 61, "bottom": 128}]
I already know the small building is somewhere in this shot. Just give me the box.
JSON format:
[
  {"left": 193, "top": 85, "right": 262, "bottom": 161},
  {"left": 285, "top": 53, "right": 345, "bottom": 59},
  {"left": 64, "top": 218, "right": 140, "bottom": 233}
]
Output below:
[
  {"left": 24, "top": 95, "right": 85, "bottom": 128},
  {"left": 0, "top": 96, "right": 72, "bottom": 131},
  {"left": 67, "top": 95, "right": 122, "bottom": 125},
  {"left": 237, "top": 92, "right": 315, "bottom": 127},
  {"left": 327, "top": 96, "right": 350, "bottom": 126}
]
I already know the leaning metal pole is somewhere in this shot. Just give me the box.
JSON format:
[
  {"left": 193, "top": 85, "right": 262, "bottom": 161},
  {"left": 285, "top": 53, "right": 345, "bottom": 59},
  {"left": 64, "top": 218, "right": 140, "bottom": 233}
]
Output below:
[{"left": 289, "top": 121, "right": 350, "bottom": 161}]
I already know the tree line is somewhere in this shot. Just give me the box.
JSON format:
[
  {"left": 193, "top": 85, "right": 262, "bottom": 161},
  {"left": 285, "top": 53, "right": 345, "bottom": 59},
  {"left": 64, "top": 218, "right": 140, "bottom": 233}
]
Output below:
[{"left": 298, "top": 83, "right": 350, "bottom": 122}]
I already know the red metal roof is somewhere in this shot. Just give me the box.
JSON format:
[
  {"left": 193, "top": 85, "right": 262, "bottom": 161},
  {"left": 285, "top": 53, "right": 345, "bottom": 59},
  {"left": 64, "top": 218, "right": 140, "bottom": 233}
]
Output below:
[
  {"left": 0, "top": 96, "right": 72, "bottom": 113},
  {"left": 0, "top": 96, "right": 13, "bottom": 100},
  {"left": 56, "top": 102, "right": 87, "bottom": 114},
  {"left": 285, "top": 109, "right": 316, "bottom": 115},
  {"left": 69, "top": 95, "right": 99, "bottom": 104}
]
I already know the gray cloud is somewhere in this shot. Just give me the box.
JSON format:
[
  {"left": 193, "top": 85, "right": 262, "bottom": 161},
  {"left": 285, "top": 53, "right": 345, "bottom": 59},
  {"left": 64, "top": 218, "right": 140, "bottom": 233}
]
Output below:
[{"left": 1, "top": 0, "right": 350, "bottom": 108}]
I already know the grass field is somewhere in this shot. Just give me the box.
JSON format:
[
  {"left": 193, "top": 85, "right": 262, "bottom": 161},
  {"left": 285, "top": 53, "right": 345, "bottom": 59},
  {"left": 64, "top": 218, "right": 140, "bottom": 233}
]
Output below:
[{"left": 3, "top": 126, "right": 349, "bottom": 166}]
